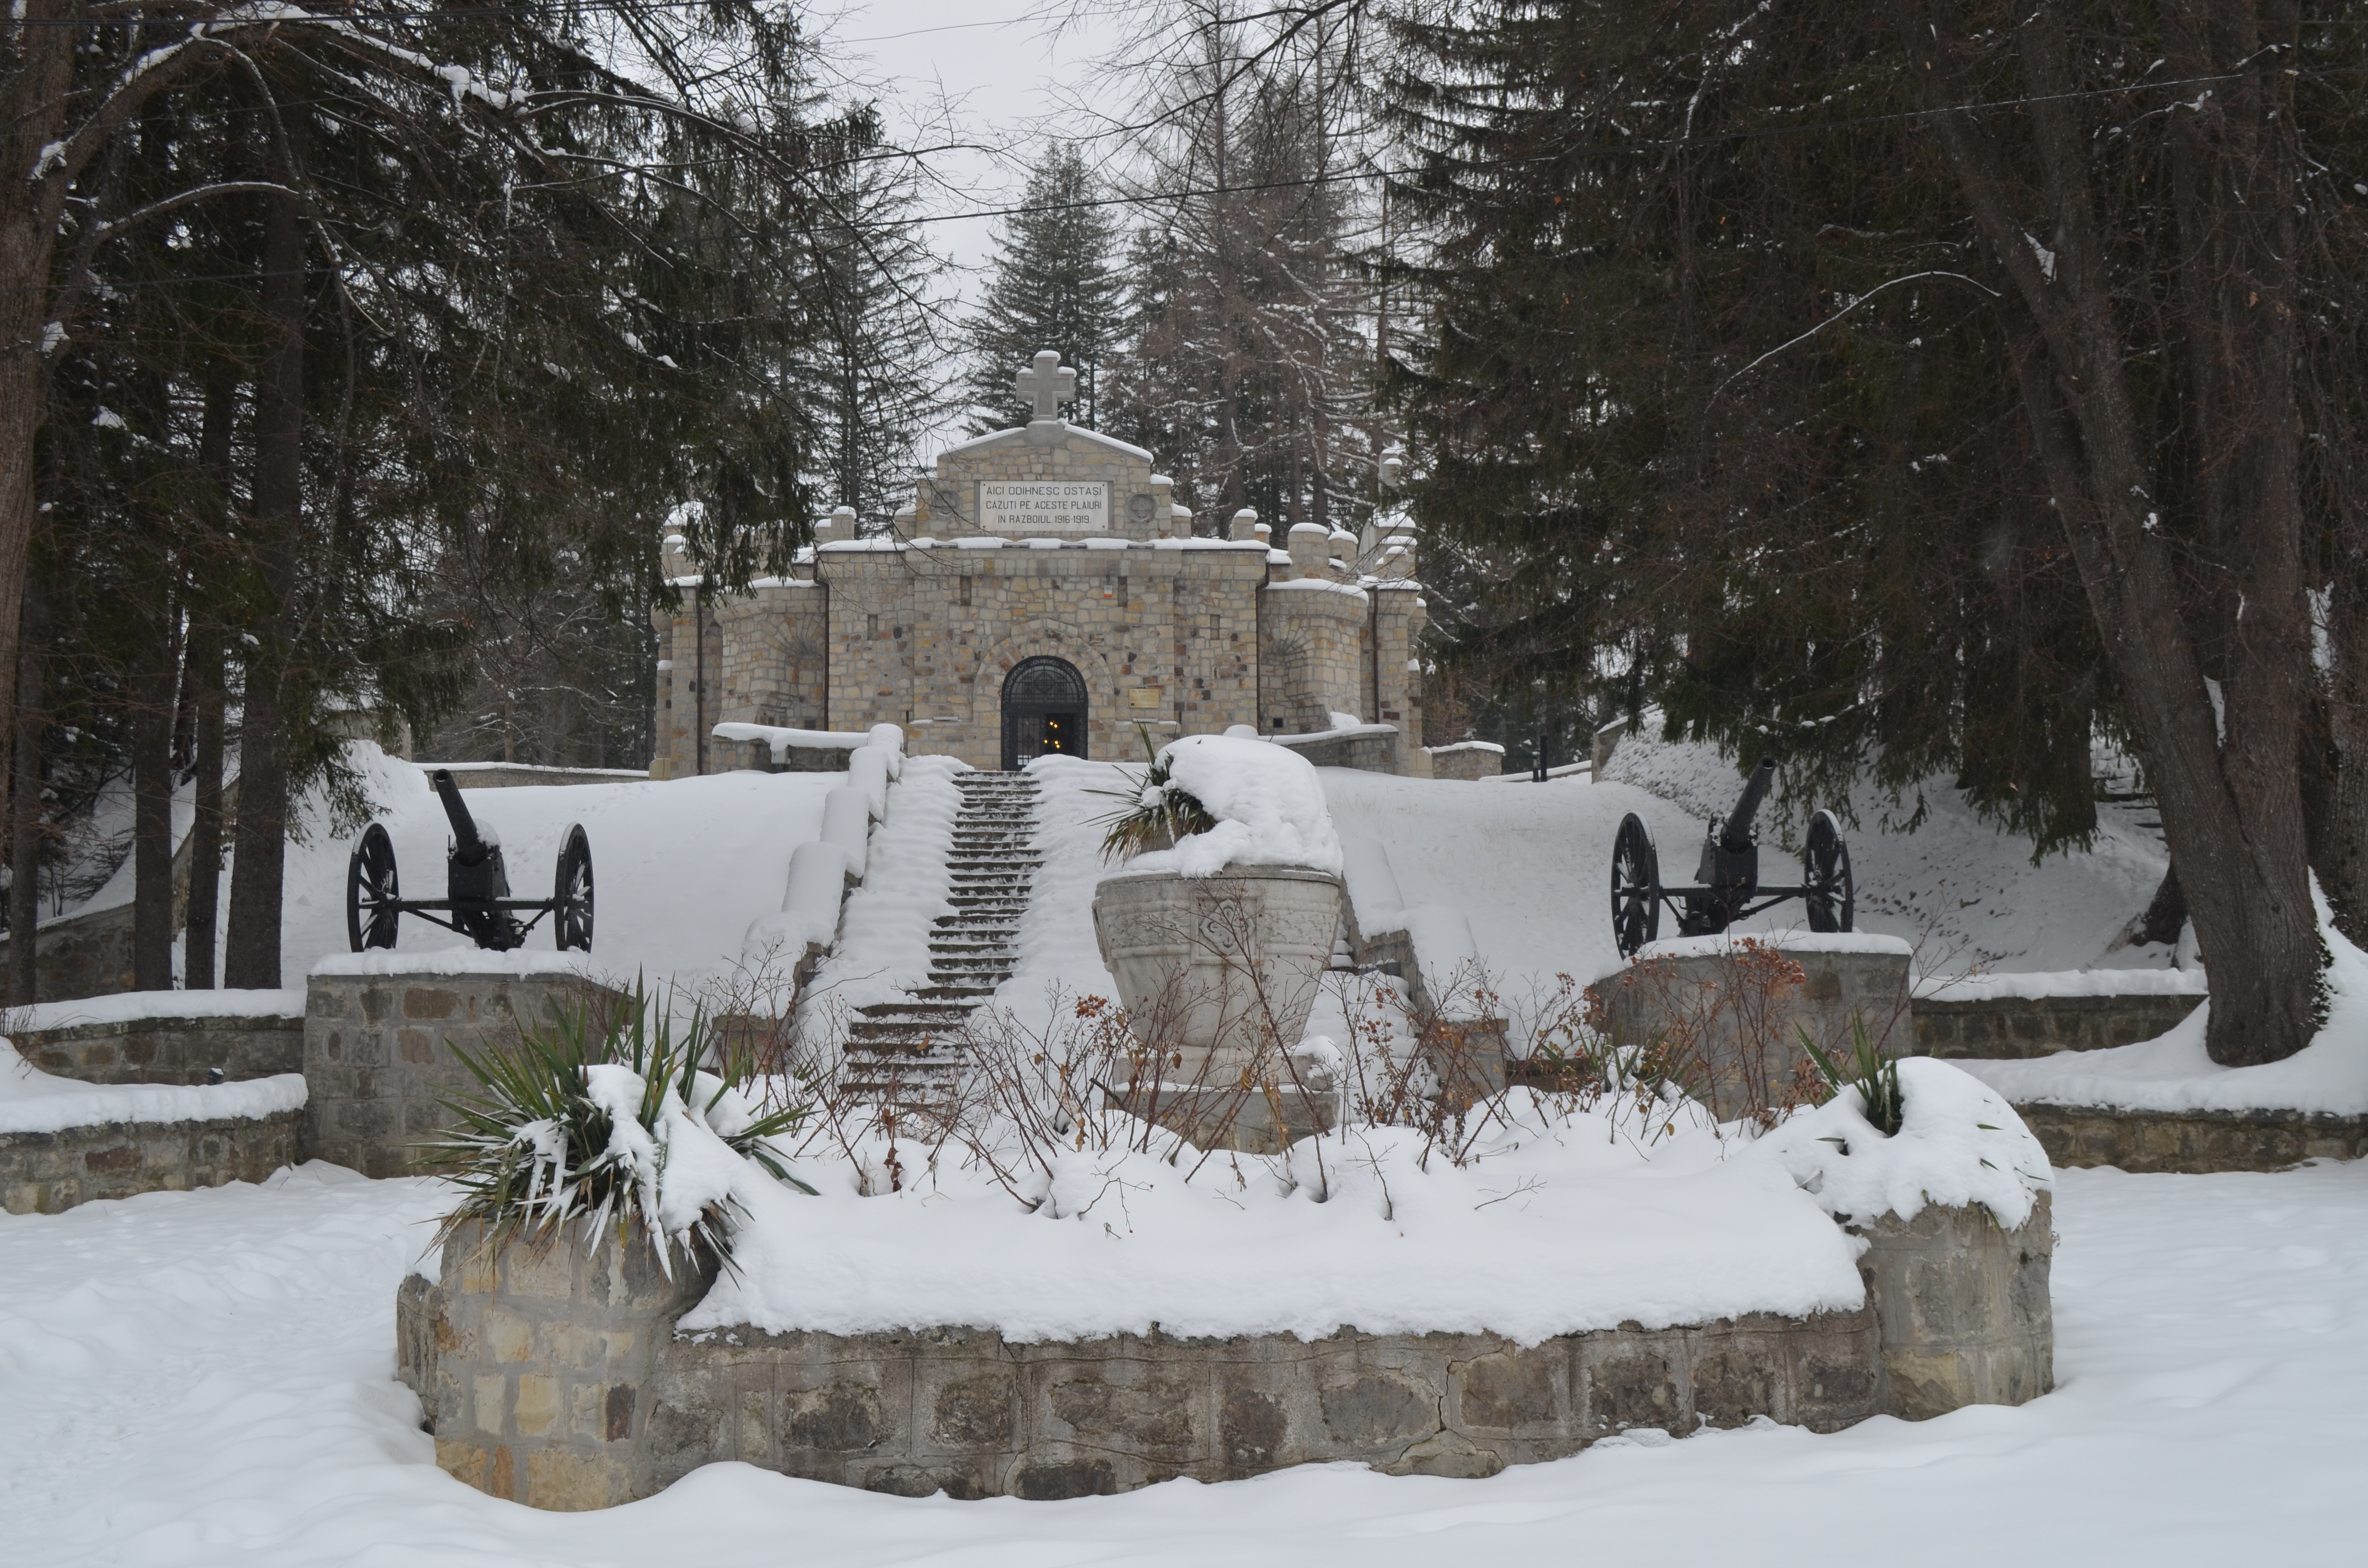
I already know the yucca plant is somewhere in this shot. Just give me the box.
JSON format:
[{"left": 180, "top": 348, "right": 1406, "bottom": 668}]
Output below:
[
  {"left": 1799, "top": 1013, "right": 1904, "bottom": 1136},
  {"left": 1089, "top": 727, "right": 1219, "bottom": 862},
  {"left": 422, "top": 977, "right": 815, "bottom": 1275}
]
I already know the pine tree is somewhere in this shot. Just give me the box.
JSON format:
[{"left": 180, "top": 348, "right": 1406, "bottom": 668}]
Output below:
[
  {"left": 961, "top": 144, "right": 1128, "bottom": 433},
  {"left": 798, "top": 143, "right": 950, "bottom": 529}
]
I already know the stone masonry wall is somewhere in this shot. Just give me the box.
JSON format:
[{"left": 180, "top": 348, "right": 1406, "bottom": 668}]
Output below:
[
  {"left": 2014, "top": 1104, "right": 2368, "bottom": 1174},
  {"left": 1, "top": 1109, "right": 300, "bottom": 1215},
  {"left": 1371, "top": 582, "right": 1427, "bottom": 771},
  {"left": 714, "top": 581, "right": 829, "bottom": 735},
  {"left": 1850, "top": 1193, "right": 2053, "bottom": 1419},
  {"left": 1593, "top": 944, "right": 1914, "bottom": 1122},
  {"left": 820, "top": 540, "right": 1270, "bottom": 770},
  {"left": 649, "top": 593, "right": 726, "bottom": 781},
  {"left": 304, "top": 970, "right": 629, "bottom": 1179},
  {"left": 400, "top": 1188, "right": 2054, "bottom": 1509},
  {"left": 403, "top": 1229, "right": 1878, "bottom": 1508},
  {"left": 407, "top": 1220, "right": 714, "bottom": 1510},
  {"left": 15, "top": 1013, "right": 302, "bottom": 1086},
  {"left": 1259, "top": 580, "right": 1370, "bottom": 735},
  {"left": 1912, "top": 992, "right": 2203, "bottom": 1059}
]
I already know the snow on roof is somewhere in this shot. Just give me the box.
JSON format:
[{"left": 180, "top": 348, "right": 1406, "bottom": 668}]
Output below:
[
  {"left": 1426, "top": 741, "right": 1507, "bottom": 755},
  {"left": 1264, "top": 577, "right": 1370, "bottom": 603},
  {"left": 934, "top": 422, "right": 1156, "bottom": 464}
]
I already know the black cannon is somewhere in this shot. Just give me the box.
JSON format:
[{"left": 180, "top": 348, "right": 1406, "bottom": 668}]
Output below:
[
  {"left": 345, "top": 770, "right": 593, "bottom": 953},
  {"left": 1609, "top": 756, "right": 1853, "bottom": 957}
]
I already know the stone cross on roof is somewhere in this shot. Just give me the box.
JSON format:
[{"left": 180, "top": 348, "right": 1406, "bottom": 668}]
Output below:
[{"left": 1014, "top": 349, "right": 1075, "bottom": 424}]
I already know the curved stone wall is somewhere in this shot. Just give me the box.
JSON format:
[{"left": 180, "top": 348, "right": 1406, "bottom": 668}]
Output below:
[{"left": 400, "top": 1193, "right": 2051, "bottom": 1510}]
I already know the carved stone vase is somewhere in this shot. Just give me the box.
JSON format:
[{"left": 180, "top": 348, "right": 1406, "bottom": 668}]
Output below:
[{"left": 1090, "top": 862, "right": 1344, "bottom": 1088}]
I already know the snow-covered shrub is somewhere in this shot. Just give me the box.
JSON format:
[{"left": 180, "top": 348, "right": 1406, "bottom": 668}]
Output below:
[
  {"left": 1800, "top": 1014, "right": 1904, "bottom": 1136},
  {"left": 1089, "top": 733, "right": 1343, "bottom": 875},
  {"left": 1091, "top": 732, "right": 1218, "bottom": 862},
  {"left": 1759, "top": 1055, "right": 2051, "bottom": 1228},
  {"left": 425, "top": 980, "right": 814, "bottom": 1274}
]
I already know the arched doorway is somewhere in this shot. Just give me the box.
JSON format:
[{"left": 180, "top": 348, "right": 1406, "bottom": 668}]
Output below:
[{"left": 1001, "top": 656, "right": 1087, "bottom": 770}]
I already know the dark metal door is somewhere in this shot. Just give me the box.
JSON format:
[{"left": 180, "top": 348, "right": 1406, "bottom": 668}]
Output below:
[{"left": 1000, "top": 656, "right": 1087, "bottom": 770}]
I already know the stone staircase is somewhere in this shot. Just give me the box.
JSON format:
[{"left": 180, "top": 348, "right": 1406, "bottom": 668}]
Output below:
[{"left": 839, "top": 772, "right": 1043, "bottom": 1106}]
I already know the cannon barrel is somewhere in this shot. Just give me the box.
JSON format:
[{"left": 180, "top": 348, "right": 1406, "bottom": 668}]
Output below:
[
  {"left": 1719, "top": 756, "right": 1777, "bottom": 853},
  {"left": 430, "top": 769, "right": 493, "bottom": 866}
]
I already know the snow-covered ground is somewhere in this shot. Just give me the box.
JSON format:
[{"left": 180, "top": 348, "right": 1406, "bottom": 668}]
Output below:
[
  {"left": 1, "top": 1159, "right": 2359, "bottom": 1565},
  {"left": 262, "top": 743, "right": 839, "bottom": 995},
  {"left": 1594, "top": 723, "right": 2172, "bottom": 974}
]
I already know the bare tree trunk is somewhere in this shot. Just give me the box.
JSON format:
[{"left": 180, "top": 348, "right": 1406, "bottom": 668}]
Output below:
[
  {"left": 223, "top": 174, "right": 305, "bottom": 992},
  {"left": 1916, "top": 0, "right": 2322, "bottom": 1066},
  {"left": 6, "top": 583, "right": 45, "bottom": 1005},
  {"left": 130, "top": 633, "right": 178, "bottom": 990},
  {"left": 0, "top": 16, "right": 74, "bottom": 815},
  {"left": 185, "top": 630, "right": 226, "bottom": 990},
  {"left": 183, "top": 376, "right": 235, "bottom": 990}
]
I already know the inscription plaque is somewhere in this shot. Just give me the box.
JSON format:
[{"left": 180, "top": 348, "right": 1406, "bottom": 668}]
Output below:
[{"left": 978, "top": 480, "right": 1110, "bottom": 535}]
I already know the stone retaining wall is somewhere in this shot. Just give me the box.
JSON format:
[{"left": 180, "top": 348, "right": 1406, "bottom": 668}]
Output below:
[
  {"left": 1592, "top": 943, "right": 1912, "bottom": 1122},
  {"left": 0, "top": 1109, "right": 300, "bottom": 1214},
  {"left": 400, "top": 1190, "right": 2051, "bottom": 1510},
  {"left": 2014, "top": 1103, "right": 2368, "bottom": 1174},
  {"left": 1912, "top": 992, "right": 2202, "bottom": 1059},
  {"left": 305, "top": 970, "right": 629, "bottom": 1178},
  {"left": 14, "top": 1013, "right": 302, "bottom": 1086}
]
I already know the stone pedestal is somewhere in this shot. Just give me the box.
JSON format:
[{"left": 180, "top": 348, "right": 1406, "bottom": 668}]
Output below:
[
  {"left": 1851, "top": 1193, "right": 2054, "bottom": 1418},
  {"left": 303, "top": 961, "right": 629, "bottom": 1177},
  {"left": 1091, "top": 865, "right": 1343, "bottom": 1083},
  {"left": 402, "top": 1220, "right": 715, "bottom": 1511},
  {"left": 1592, "top": 937, "right": 1912, "bottom": 1122}
]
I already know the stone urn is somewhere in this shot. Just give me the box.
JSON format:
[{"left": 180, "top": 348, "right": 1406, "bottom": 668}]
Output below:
[{"left": 1091, "top": 863, "right": 1344, "bottom": 1085}]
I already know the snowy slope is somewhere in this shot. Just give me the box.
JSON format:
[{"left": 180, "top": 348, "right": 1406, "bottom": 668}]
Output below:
[
  {"left": 1598, "top": 724, "right": 2169, "bottom": 975},
  {"left": 256, "top": 743, "right": 839, "bottom": 995}
]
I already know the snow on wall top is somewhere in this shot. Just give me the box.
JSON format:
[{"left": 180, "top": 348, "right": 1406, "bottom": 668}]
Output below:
[
  {"left": 1914, "top": 968, "right": 2209, "bottom": 1001},
  {"left": 1954, "top": 888, "right": 2368, "bottom": 1115},
  {"left": 3, "top": 989, "right": 306, "bottom": 1033},
  {"left": 1634, "top": 932, "right": 1914, "bottom": 964},
  {"left": 0, "top": 1043, "right": 306, "bottom": 1136},
  {"left": 310, "top": 949, "right": 600, "bottom": 980},
  {"left": 1108, "top": 734, "right": 1344, "bottom": 878}
]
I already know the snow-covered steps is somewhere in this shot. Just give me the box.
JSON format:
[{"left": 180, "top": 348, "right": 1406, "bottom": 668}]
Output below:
[{"left": 840, "top": 772, "right": 1043, "bottom": 1104}]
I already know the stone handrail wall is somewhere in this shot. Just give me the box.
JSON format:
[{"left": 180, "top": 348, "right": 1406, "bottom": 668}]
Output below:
[{"left": 1, "top": 1109, "right": 299, "bottom": 1215}]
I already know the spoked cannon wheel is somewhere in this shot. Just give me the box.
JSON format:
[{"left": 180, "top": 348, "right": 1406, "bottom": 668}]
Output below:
[
  {"left": 1611, "top": 813, "right": 1662, "bottom": 958},
  {"left": 553, "top": 823, "right": 594, "bottom": 952},
  {"left": 346, "top": 823, "right": 401, "bottom": 951},
  {"left": 1802, "top": 809, "right": 1855, "bottom": 933}
]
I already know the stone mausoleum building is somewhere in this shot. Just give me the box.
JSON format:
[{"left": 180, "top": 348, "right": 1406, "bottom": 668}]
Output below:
[{"left": 650, "top": 352, "right": 1438, "bottom": 777}]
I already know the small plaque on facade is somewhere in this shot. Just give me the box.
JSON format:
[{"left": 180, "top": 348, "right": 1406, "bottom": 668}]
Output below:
[
  {"left": 978, "top": 480, "right": 1110, "bottom": 534},
  {"left": 1128, "top": 686, "right": 1163, "bottom": 710}
]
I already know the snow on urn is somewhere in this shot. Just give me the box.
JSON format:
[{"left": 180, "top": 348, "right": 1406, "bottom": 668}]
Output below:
[{"left": 1089, "top": 735, "right": 1346, "bottom": 1087}]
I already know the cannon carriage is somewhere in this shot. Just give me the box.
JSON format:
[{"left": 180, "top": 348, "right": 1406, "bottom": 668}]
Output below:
[
  {"left": 345, "top": 769, "right": 594, "bottom": 953},
  {"left": 1610, "top": 756, "right": 1853, "bottom": 957}
]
